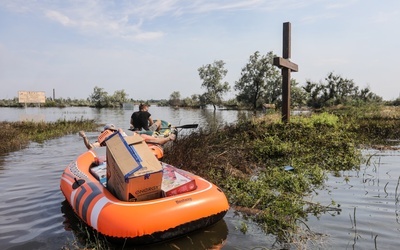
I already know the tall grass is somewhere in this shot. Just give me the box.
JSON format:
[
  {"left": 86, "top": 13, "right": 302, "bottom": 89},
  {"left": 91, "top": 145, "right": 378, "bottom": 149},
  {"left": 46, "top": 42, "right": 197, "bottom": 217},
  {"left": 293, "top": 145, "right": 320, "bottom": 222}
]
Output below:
[{"left": 0, "top": 119, "right": 99, "bottom": 155}]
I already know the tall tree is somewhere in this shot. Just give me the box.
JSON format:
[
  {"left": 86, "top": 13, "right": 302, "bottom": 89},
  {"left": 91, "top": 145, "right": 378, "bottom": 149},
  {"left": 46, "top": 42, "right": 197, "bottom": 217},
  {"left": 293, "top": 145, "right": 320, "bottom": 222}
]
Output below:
[
  {"left": 303, "top": 72, "right": 382, "bottom": 108},
  {"left": 198, "top": 60, "right": 230, "bottom": 110},
  {"left": 290, "top": 79, "right": 308, "bottom": 108},
  {"left": 89, "top": 86, "right": 109, "bottom": 108},
  {"left": 234, "top": 51, "right": 281, "bottom": 110},
  {"left": 110, "top": 90, "right": 129, "bottom": 107},
  {"left": 169, "top": 91, "right": 181, "bottom": 107}
]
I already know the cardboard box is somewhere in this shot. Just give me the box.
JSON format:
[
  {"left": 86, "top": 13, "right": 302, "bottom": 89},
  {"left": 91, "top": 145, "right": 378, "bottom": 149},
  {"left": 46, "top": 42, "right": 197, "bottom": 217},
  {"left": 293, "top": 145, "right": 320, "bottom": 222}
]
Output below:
[
  {"left": 106, "top": 132, "right": 163, "bottom": 202},
  {"left": 161, "top": 163, "right": 197, "bottom": 197}
]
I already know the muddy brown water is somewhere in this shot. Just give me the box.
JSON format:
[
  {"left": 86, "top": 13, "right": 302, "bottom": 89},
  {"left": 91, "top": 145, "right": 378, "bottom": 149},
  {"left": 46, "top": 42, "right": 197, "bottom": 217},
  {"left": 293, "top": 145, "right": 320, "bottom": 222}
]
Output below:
[{"left": 0, "top": 107, "right": 399, "bottom": 249}]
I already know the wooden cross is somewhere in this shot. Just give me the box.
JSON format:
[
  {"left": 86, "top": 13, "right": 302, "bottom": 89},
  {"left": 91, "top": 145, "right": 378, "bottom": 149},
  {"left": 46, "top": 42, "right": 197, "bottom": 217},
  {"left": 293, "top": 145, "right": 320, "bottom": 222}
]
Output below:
[{"left": 273, "top": 22, "right": 298, "bottom": 123}]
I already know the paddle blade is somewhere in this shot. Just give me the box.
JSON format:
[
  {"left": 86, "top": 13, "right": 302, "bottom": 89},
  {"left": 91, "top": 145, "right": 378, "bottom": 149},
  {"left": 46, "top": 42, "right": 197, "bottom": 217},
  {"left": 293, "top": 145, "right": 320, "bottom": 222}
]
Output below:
[
  {"left": 160, "top": 123, "right": 199, "bottom": 130},
  {"left": 175, "top": 124, "right": 198, "bottom": 129}
]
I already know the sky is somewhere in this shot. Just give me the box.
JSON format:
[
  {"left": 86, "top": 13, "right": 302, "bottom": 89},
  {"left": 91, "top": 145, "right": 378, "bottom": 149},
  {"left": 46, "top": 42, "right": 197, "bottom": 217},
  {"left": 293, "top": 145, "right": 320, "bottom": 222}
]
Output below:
[{"left": 0, "top": 0, "right": 399, "bottom": 101}]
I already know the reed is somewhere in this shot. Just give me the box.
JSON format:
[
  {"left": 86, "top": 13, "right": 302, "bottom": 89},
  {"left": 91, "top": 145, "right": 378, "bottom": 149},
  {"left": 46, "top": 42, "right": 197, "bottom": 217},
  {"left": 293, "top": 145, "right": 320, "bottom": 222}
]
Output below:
[{"left": 0, "top": 119, "right": 99, "bottom": 155}]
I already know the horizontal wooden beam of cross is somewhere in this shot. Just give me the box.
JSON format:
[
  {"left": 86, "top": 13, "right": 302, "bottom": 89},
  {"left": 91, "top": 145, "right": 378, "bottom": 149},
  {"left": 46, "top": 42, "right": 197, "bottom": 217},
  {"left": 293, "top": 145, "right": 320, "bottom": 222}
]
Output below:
[{"left": 273, "top": 57, "right": 298, "bottom": 72}]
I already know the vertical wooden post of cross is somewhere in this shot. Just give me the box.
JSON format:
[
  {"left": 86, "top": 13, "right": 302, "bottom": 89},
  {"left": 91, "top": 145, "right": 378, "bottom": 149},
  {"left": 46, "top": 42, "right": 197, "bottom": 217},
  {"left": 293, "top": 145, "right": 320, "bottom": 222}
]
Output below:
[{"left": 273, "top": 22, "right": 298, "bottom": 123}]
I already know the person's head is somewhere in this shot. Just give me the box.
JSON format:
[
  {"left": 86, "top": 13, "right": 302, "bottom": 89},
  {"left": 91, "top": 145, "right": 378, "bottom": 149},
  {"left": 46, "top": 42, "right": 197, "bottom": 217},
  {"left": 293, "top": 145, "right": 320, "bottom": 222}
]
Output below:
[
  {"left": 98, "top": 124, "right": 117, "bottom": 146},
  {"left": 103, "top": 123, "right": 117, "bottom": 132},
  {"left": 139, "top": 103, "right": 148, "bottom": 111}
]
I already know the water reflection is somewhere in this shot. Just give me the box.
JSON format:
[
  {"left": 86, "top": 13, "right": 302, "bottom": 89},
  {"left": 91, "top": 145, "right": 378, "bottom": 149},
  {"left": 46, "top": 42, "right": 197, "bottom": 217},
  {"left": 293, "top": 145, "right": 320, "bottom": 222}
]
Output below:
[
  {"left": 197, "top": 109, "right": 259, "bottom": 132},
  {"left": 199, "top": 109, "right": 227, "bottom": 131}
]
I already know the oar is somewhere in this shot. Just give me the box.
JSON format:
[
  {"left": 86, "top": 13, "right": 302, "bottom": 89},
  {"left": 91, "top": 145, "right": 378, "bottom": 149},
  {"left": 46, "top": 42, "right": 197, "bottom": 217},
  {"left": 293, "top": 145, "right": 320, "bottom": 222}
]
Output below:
[
  {"left": 161, "top": 124, "right": 198, "bottom": 129},
  {"left": 171, "top": 124, "right": 198, "bottom": 129},
  {"left": 129, "top": 123, "right": 198, "bottom": 131}
]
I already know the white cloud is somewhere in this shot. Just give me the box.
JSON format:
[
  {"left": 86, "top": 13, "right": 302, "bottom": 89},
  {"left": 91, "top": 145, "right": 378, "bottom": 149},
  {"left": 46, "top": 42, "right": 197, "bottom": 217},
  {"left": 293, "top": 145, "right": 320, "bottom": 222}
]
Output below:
[
  {"left": 0, "top": 0, "right": 335, "bottom": 41},
  {"left": 45, "top": 10, "right": 74, "bottom": 26}
]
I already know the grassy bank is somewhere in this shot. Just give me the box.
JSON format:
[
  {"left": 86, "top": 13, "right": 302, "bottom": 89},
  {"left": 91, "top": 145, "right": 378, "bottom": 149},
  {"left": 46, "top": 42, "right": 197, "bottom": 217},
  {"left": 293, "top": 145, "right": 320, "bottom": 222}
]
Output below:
[
  {"left": 163, "top": 105, "right": 400, "bottom": 246},
  {"left": 0, "top": 119, "right": 99, "bottom": 155}
]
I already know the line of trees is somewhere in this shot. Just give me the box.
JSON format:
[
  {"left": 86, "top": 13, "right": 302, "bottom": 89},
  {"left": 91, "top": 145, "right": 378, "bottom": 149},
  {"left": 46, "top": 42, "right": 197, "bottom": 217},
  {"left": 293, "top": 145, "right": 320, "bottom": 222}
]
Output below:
[
  {"left": 88, "top": 87, "right": 129, "bottom": 108},
  {"left": 168, "top": 50, "right": 386, "bottom": 110},
  {"left": 0, "top": 50, "right": 397, "bottom": 109}
]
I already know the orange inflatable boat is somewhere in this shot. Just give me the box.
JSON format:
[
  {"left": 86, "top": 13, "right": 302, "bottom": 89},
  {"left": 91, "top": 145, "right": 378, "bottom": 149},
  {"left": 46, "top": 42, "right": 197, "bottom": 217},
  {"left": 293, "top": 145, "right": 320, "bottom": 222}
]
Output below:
[{"left": 60, "top": 146, "right": 229, "bottom": 244}]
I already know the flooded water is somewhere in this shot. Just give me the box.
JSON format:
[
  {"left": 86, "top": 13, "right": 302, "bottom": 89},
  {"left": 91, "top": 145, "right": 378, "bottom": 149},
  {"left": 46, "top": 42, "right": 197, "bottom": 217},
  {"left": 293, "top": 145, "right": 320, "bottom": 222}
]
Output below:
[
  {"left": 306, "top": 149, "right": 400, "bottom": 249},
  {"left": 0, "top": 106, "right": 399, "bottom": 249}
]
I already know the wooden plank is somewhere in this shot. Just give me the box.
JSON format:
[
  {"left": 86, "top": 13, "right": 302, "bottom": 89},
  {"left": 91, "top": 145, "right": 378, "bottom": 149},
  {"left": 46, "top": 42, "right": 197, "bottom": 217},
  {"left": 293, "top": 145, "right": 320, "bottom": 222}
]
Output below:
[
  {"left": 282, "top": 68, "right": 291, "bottom": 122},
  {"left": 283, "top": 22, "right": 291, "bottom": 59},
  {"left": 273, "top": 57, "right": 298, "bottom": 72}
]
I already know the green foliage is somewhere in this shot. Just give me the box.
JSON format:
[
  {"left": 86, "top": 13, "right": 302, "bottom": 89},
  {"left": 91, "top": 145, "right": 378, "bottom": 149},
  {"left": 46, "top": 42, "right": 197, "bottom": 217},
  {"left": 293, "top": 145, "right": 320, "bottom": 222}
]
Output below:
[
  {"left": 109, "top": 89, "right": 129, "bottom": 107},
  {"left": 319, "top": 105, "right": 400, "bottom": 146},
  {"left": 252, "top": 136, "right": 291, "bottom": 159},
  {"left": 163, "top": 110, "right": 394, "bottom": 244},
  {"left": 181, "top": 94, "right": 202, "bottom": 108},
  {"left": 234, "top": 51, "right": 281, "bottom": 110},
  {"left": 169, "top": 91, "right": 181, "bottom": 107},
  {"left": 290, "top": 79, "right": 308, "bottom": 108},
  {"left": 295, "top": 112, "right": 339, "bottom": 128},
  {"left": 165, "top": 92, "right": 203, "bottom": 108},
  {"left": 303, "top": 72, "right": 383, "bottom": 108},
  {"left": 89, "top": 86, "right": 109, "bottom": 108},
  {"left": 388, "top": 97, "right": 400, "bottom": 106},
  {"left": 239, "top": 221, "right": 248, "bottom": 234},
  {"left": 0, "top": 120, "right": 99, "bottom": 155},
  {"left": 0, "top": 97, "right": 91, "bottom": 108},
  {"left": 88, "top": 86, "right": 129, "bottom": 108},
  {"left": 198, "top": 60, "right": 231, "bottom": 110},
  {"left": 248, "top": 113, "right": 360, "bottom": 174}
]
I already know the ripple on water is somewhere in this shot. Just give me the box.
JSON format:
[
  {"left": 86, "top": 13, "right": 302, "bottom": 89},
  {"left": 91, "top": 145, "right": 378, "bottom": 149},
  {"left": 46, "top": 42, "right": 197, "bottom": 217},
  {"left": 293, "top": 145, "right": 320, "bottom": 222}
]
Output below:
[
  {"left": 0, "top": 137, "right": 75, "bottom": 249},
  {"left": 306, "top": 150, "right": 400, "bottom": 249}
]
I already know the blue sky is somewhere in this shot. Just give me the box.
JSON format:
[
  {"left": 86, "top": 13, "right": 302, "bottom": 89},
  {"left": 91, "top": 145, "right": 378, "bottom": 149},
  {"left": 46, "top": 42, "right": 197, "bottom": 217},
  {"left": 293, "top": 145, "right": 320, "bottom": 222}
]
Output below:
[{"left": 0, "top": 0, "right": 399, "bottom": 101}]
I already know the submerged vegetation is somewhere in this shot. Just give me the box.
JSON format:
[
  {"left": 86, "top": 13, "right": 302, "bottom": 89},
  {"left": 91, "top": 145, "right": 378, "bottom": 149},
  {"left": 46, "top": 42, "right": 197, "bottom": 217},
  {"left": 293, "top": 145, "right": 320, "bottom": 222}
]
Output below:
[
  {"left": 0, "top": 119, "right": 99, "bottom": 155},
  {"left": 163, "top": 105, "right": 400, "bottom": 246}
]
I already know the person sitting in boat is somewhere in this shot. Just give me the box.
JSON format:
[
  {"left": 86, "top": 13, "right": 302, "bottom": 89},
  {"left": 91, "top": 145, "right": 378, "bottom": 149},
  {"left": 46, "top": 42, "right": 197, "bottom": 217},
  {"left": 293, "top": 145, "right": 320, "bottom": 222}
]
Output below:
[
  {"left": 79, "top": 123, "right": 175, "bottom": 150},
  {"left": 130, "top": 103, "right": 161, "bottom": 132}
]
